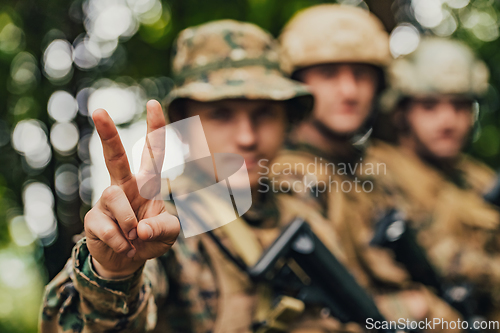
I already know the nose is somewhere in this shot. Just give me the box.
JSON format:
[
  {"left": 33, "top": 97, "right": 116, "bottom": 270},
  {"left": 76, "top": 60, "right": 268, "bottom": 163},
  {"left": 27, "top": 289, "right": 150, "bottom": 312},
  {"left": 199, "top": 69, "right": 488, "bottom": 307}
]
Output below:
[
  {"left": 338, "top": 66, "right": 358, "bottom": 99},
  {"left": 438, "top": 102, "right": 460, "bottom": 124},
  {"left": 234, "top": 114, "right": 257, "bottom": 149}
]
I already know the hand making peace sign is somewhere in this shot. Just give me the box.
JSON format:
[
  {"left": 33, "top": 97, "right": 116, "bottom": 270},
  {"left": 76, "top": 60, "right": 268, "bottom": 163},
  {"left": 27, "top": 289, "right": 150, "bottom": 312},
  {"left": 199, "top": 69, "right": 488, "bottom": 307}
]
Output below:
[{"left": 85, "top": 100, "right": 180, "bottom": 279}]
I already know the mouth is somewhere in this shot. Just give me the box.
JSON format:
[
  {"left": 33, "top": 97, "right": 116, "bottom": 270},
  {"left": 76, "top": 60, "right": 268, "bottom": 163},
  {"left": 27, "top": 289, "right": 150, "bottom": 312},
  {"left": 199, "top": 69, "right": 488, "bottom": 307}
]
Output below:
[
  {"left": 337, "top": 103, "right": 359, "bottom": 114},
  {"left": 243, "top": 157, "right": 260, "bottom": 169},
  {"left": 435, "top": 133, "right": 459, "bottom": 143},
  {"left": 213, "top": 154, "right": 261, "bottom": 172},
  {"left": 432, "top": 135, "right": 463, "bottom": 151}
]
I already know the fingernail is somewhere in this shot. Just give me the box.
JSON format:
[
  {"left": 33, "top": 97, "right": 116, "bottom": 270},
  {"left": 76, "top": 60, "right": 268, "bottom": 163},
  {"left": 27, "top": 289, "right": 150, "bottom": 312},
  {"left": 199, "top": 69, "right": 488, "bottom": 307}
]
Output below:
[
  {"left": 127, "top": 249, "right": 136, "bottom": 258},
  {"left": 145, "top": 224, "right": 153, "bottom": 239},
  {"left": 128, "top": 228, "right": 137, "bottom": 240}
]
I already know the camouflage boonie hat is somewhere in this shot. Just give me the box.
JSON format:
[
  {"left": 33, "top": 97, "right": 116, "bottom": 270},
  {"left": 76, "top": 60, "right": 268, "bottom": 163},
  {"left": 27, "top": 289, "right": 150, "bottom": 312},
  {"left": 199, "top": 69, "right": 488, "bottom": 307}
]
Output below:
[
  {"left": 166, "top": 19, "right": 313, "bottom": 122},
  {"left": 381, "top": 37, "right": 490, "bottom": 112}
]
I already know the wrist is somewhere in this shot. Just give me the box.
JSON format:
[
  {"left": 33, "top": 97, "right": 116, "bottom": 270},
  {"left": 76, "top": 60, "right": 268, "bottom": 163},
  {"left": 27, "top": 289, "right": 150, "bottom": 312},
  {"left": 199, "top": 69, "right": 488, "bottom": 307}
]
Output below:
[{"left": 91, "top": 256, "right": 137, "bottom": 279}]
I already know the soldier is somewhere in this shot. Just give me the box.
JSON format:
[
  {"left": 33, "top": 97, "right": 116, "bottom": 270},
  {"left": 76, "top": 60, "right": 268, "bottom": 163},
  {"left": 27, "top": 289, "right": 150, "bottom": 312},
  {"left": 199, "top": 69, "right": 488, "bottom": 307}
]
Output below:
[
  {"left": 39, "top": 19, "right": 374, "bottom": 333},
  {"left": 276, "top": 4, "right": 461, "bottom": 330},
  {"left": 368, "top": 37, "right": 500, "bottom": 321}
]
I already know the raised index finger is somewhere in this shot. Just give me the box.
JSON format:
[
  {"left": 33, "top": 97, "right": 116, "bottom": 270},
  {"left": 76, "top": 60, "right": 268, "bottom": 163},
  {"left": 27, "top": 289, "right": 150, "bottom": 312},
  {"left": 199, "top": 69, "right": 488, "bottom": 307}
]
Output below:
[{"left": 93, "top": 108, "right": 133, "bottom": 185}]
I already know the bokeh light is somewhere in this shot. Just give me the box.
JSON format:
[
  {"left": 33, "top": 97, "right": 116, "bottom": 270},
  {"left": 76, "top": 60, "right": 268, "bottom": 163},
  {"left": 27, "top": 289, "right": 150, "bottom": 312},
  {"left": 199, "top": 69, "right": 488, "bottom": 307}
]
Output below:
[
  {"left": 73, "top": 35, "right": 101, "bottom": 70},
  {"left": 88, "top": 80, "right": 145, "bottom": 125},
  {"left": 50, "top": 122, "right": 79, "bottom": 156},
  {"left": 432, "top": 8, "right": 458, "bottom": 37},
  {"left": 445, "top": 0, "right": 470, "bottom": 9},
  {"left": 76, "top": 87, "right": 93, "bottom": 116},
  {"left": 43, "top": 39, "right": 73, "bottom": 82},
  {"left": 48, "top": 91, "right": 79, "bottom": 122},
  {"left": 12, "top": 120, "right": 52, "bottom": 170},
  {"left": 78, "top": 133, "right": 92, "bottom": 162},
  {"left": 89, "top": 4, "right": 137, "bottom": 40},
  {"left": 470, "top": 11, "right": 499, "bottom": 42},
  {"left": 24, "top": 144, "right": 52, "bottom": 170},
  {"left": 88, "top": 34, "right": 119, "bottom": 58},
  {"left": 79, "top": 163, "right": 92, "bottom": 205},
  {"left": 55, "top": 164, "right": 80, "bottom": 202},
  {"left": 412, "top": 0, "right": 444, "bottom": 28},
  {"left": 12, "top": 96, "right": 36, "bottom": 117},
  {"left": 390, "top": 23, "right": 420, "bottom": 58},
  {"left": 22, "top": 182, "right": 57, "bottom": 245},
  {"left": 0, "top": 12, "right": 25, "bottom": 54},
  {"left": 128, "top": 0, "right": 163, "bottom": 24},
  {"left": 9, "top": 52, "right": 39, "bottom": 94},
  {"left": 8, "top": 215, "right": 36, "bottom": 247},
  {"left": 457, "top": 5, "right": 499, "bottom": 42}
]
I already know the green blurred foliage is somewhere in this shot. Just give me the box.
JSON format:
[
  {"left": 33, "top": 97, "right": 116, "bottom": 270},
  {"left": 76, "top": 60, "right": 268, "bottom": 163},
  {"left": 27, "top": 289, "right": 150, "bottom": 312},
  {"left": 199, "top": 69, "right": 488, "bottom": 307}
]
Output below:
[{"left": 447, "top": 0, "right": 500, "bottom": 166}]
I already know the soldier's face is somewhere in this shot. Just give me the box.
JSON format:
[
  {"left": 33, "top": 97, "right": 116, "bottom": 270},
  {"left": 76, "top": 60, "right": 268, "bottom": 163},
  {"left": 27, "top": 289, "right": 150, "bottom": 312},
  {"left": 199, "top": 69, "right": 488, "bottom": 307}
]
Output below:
[
  {"left": 403, "top": 95, "right": 474, "bottom": 160},
  {"left": 300, "top": 63, "right": 378, "bottom": 135},
  {"left": 185, "top": 99, "right": 287, "bottom": 189}
]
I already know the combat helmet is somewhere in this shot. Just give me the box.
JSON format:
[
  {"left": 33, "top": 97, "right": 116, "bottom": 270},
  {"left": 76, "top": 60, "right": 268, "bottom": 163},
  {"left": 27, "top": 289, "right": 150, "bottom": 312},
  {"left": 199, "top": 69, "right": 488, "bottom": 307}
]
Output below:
[
  {"left": 381, "top": 37, "right": 490, "bottom": 111},
  {"left": 166, "top": 19, "right": 313, "bottom": 123},
  {"left": 279, "top": 4, "right": 391, "bottom": 75}
]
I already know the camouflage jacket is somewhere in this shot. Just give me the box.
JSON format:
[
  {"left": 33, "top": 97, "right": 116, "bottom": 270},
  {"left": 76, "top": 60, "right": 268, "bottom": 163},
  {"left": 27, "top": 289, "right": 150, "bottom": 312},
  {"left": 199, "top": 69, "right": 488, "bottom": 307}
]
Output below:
[
  {"left": 366, "top": 140, "right": 500, "bottom": 303},
  {"left": 40, "top": 191, "right": 363, "bottom": 333}
]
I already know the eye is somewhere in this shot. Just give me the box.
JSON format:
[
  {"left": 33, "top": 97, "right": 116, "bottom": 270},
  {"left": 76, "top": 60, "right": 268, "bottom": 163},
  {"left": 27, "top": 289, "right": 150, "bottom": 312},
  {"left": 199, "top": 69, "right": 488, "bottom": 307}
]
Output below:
[
  {"left": 253, "top": 105, "right": 284, "bottom": 122},
  {"left": 352, "top": 66, "right": 366, "bottom": 79},
  {"left": 317, "top": 65, "right": 340, "bottom": 78},
  {"left": 352, "top": 65, "right": 377, "bottom": 81},
  {"left": 417, "top": 99, "right": 439, "bottom": 111},
  {"left": 206, "top": 107, "right": 233, "bottom": 121},
  {"left": 451, "top": 99, "right": 474, "bottom": 113}
]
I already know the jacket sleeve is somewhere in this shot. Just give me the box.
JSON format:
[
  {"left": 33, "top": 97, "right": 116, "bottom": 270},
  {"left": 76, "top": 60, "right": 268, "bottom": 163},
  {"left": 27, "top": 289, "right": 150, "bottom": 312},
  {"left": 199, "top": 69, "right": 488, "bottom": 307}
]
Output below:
[
  {"left": 422, "top": 184, "right": 500, "bottom": 296},
  {"left": 39, "top": 237, "right": 168, "bottom": 333}
]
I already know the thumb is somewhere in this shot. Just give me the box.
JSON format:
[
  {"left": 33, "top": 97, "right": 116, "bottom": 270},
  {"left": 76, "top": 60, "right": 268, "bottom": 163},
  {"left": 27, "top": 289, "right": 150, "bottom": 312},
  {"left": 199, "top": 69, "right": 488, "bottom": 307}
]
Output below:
[{"left": 137, "top": 212, "right": 180, "bottom": 244}]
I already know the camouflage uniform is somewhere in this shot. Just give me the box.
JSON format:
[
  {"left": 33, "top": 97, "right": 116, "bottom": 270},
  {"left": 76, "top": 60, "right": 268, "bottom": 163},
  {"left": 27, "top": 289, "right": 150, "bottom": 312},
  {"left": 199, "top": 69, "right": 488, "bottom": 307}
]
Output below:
[
  {"left": 277, "top": 5, "right": 462, "bottom": 330},
  {"left": 368, "top": 37, "right": 500, "bottom": 316},
  {"left": 40, "top": 20, "right": 361, "bottom": 333}
]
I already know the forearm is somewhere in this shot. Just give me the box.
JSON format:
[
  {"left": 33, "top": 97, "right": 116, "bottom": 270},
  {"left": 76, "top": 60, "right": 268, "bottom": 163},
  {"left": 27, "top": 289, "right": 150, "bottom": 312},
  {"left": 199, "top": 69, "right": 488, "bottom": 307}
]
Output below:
[{"left": 40, "top": 238, "right": 162, "bottom": 333}]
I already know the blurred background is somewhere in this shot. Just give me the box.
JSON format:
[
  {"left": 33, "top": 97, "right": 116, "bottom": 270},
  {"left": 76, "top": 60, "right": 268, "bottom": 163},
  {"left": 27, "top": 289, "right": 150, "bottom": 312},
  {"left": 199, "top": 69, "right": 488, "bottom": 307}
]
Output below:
[{"left": 0, "top": 0, "right": 499, "bottom": 331}]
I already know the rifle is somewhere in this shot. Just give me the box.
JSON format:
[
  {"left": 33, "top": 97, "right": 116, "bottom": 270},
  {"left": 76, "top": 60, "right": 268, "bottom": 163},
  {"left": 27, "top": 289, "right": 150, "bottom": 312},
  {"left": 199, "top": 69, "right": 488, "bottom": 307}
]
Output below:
[
  {"left": 371, "top": 209, "right": 485, "bottom": 333},
  {"left": 246, "top": 218, "right": 396, "bottom": 333}
]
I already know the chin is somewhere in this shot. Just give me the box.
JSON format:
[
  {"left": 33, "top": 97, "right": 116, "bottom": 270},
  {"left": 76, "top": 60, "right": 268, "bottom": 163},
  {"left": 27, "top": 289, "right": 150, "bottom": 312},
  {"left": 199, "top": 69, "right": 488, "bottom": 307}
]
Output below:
[
  {"left": 330, "top": 126, "right": 361, "bottom": 136},
  {"left": 328, "top": 117, "right": 364, "bottom": 135},
  {"left": 323, "top": 120, "right": 358, "bottom": 135},
  {"left": 429, "top": 147, "right": 461, "bottom": 161}
]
